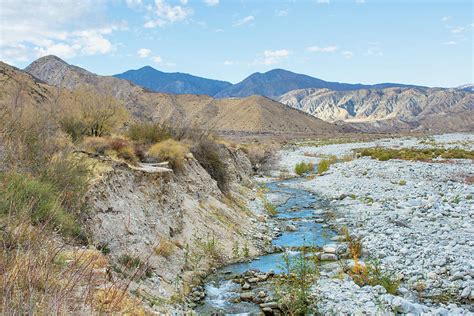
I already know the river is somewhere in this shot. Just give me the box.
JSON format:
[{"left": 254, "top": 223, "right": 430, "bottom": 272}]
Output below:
[{"left": 195, "top": 179, "right": 335, "bottom": 314}]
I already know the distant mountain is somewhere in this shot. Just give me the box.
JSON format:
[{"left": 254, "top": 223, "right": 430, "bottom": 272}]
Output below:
[
  {"left": 214, "top": 69, "right": 422, "bottom": 99},
  {"left": 457, "top": 84, "right": 474, "bottom": 92},
  {"left": 114, "top": 66, "right": 231, "bottom": 96},
  {"left": 22, "top": 55, "right": 343, "bottom": 136},
  {"left": 278, "top": 87, "right": 474, "bottom": 132}
]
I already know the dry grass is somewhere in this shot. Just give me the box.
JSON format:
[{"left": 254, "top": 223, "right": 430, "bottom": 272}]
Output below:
[
  {"left": 148, "top": 139, "right": 189, "bottom": 171},
  {"left": 153, "top": 238, "right": 176, "bottom": 258}
]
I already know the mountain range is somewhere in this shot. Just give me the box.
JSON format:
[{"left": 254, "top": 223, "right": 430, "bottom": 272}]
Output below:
[
  {"left": 20, "top": 55, "right": 342, "bottom": 136},
  {"left": 114, "top": 66, "right": 423, "bottom": 99},
  {"left": 2, "top": 54, "right": 471, "bottom": 135},
  {"left": 278, "top": 87, "right": 474, "bottom": 132}
]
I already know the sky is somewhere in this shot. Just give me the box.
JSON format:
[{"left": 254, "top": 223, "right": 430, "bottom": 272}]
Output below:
[{"left": 0, "top": 0, "right": 472, "bottom": 87}]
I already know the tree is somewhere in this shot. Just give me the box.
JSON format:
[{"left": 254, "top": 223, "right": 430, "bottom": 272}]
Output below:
[{"left": 58, "top": 86, "right": 129, "bottom": 140}]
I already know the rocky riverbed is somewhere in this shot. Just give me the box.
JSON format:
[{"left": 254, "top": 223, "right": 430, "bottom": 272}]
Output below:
[{"left": 280, "top": 133, "right": 474, "bottom": 314}]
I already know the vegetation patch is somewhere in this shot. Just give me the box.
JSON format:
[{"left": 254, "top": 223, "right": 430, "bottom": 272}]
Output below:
[
  {"left": 294, "top": 161, "right": 314, "bottom": 176},
  {"left": 356, "top": 147, "right": 474, "bottom": 161},
  {"left": 148, "top": 139, "right": 189, "bottom": 171}
]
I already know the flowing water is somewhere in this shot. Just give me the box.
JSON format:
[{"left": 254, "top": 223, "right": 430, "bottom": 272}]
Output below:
[{"left": 195, "top": 180, "right": 335, "bottom": 315}]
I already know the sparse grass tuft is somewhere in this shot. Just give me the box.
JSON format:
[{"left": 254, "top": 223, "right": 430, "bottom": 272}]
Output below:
[
  {"left": 264, "top": 201, "right": 278, "bottom": 216},
  {"left": 153, "top": 238, "right": 176, "bottom": 258}
]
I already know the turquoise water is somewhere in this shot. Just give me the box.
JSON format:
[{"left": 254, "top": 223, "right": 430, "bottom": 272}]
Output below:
[{"left": 195, "top": 180, "right": 334, "bottom": 315}]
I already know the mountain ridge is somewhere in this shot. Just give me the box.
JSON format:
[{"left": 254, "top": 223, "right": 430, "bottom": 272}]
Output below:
[
  {"left": 114, "top": 66, "right": 232, "bottom": 96},
  {"left": 21, "top": 55, "right": 344, "bottom": 136}
]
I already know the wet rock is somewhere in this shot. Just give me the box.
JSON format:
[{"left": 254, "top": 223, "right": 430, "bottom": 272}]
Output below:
[
  {"left": 242, "top": 282, "right": 251, "bottom": 290},
  {"left": 240, "top": 292, "right": 254, "bottom": 301},
  {"left": 258, "top": 291, "right": 267, "bottom": 298},
  {"left": 320, "top": 253, "right": 338, "bottom": 261}
]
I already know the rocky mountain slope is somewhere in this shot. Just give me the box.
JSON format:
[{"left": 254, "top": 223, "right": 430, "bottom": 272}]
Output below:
[
  {"left": 114, "top": 66, "right": 231, "bottom": 96},
  {"left": 457, "top": 83, "right": 474, "bottom": 92},
  {"left": 278, "top": 87, "right": 474, "bottom": 132},
  {"left": 23, "top": 56, "right": 343, "bottom": 136},
  {"left": 214, "top": 69, "right": 420, "bottom": 99}
]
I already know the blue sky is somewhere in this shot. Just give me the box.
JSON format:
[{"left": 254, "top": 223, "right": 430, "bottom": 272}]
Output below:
[{"left": 1, "top": 0, "right": 472, "bottom": 87}]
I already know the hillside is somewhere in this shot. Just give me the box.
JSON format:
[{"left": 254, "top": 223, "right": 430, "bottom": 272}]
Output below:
[
  {"left": 214, "top": 69, "right": 420, "bottom": 99},
  {"left": 114, "top": 66, "right": 231, "bottom": 96},
  {"left": 23, "top": 56, "right": 342, "bottom": 136},
  {"left": 278, "top": 87, "right": 474, "bottom": 132}
]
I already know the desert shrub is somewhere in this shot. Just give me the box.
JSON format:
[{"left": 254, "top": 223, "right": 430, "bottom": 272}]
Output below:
[
  {"left": 127, "top": 122, "right": 171, "bottom": 144},
  {"left": 294, "top": 161, "right": 314, "bottom": 176},
  {"left": 274, "top": 249, "right": 319, "bottom": 315},
  {"left": 349, "top": 259, "right": 400, "bottom": 295},
  {"left": 399, "top": 179, "right": 406, "bottom": 186},
  {"left": 192, "top": 140, "right": 230, "bottom": 193},
  {"left": 83, "top": 137, "right": 111, "bottom": 155},
  {"left": 108, "top": 137, "right": 129, "bottom": 151},
  {"left": 317, "top": 159, "right": 330, "bottom": 174},
  {"left": 0, "top": 171, "right": 80, "bottom": 237},
  {"left": 264, "top": 201, "right": 278, "bottom": 216},
  {"left": 58, "top": 87, "right": 129, "bottom": 138},
  {"left": 116, "top": 146, "right": 138, "bottom": 164},
  {"left": 40, "top": 154, "right": 91, "bottom": 213},
  {"left": 59, "top": 116, "right": 87, "bottom": 142},
  {"left": 148, "top": 139, "right": 189, "bottom": 171}
]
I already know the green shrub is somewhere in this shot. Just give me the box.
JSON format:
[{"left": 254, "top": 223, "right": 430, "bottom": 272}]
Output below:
[
  {"left": 192, "top": 140, "right": 230, "bottom": 193},
  {"left": 294, "top": 161, "right": 314, "bottom": 176},
  {"left": 317, "top": 159, "right": 330, "bottom": 174},
  {"left": 148, "top": 139, "right": 189, "bottom": 171},
  {"left": 127, "top": 122, "right": 171, "bottom": 144},
  {"left": 0, "top": 171, "right": 80, "bottom": 237},
  {"left": 274, "top": 249, "right": 319, "bottom": 315}
]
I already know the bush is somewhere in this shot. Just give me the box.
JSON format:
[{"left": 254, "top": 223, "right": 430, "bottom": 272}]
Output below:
[
  {"left": 127, "top": 122, "right": 171, "bottom": 144},
  {"left": 294, "top": 161, "right": 314, "bottom": 176},
  {"left": 356, "top": 147, "right": 474, "bottom": 161},
  {"left": 349, "top": 259, "right": 400, "bottom": 295},
  {"left": 83, "top": 137, "right": 111, "bottom": 155},
  {"left": 317, "top": 160, "right": 330, "bottom": 174},
  {"left": 192, "top": 140, "right": 230, "bottom": 193},
  {"left": 0, "top": 171, "right": 80, "bottom": 237},
  {"left": 264, "top": 201, "right": 278, "bottom": 216},
  {"left": 148, "top": 139, "right": 189, "bottom": 171},
  {"left": 274, "top": 249, "right": 319, "bottom": 315}
]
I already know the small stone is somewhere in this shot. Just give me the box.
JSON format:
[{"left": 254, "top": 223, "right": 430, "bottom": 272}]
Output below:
[
  {"left": 242, "top": 283, "right": 251, "bottom": 290},
  {"left": 320, "top": 253, "right": 338, "bottom": 261},
  {"left": 258, "top": 291, "right": 266, "bottom": 298},
  {"left": 460, "top": 286, "right": 471, "bottom": 299}
]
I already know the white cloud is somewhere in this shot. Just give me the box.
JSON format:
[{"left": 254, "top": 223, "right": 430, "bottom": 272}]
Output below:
[
  {"left": 180, "top": 0, "right": 188, "bottom": 4},
  {"left": 276, "top": 10, "right": 288, "bottom": 17},
  {"left": 204, "top": 0, "right": 219, "bottom": 6},
  {"left": 223, "top": 60, "right": 234, "bottom": 65},
  {"left": 441, "top": 16, "right": 451, "bottom": 22},
  {"left": 451, "top": 26, "right": 465, "bottom": 33},
  {"left": 307, "top": 45, "right": 338, "bottom": 53},
  {"left": 144, "top": 0, "right": 192, "bottom": 28},
  {"left": 126, "top": 0, "right": 143, "bottom": 8},
  {"left": 366, "top": 43, "right": 383, "bottom": 56},
  {"left": 234, "top": 15, "right": 255, "bottom": 27},
  {"left": 317, "top": 0, "right": 330, "bottom": 3},
  {"left": 138, "top": 48, "right": 152, "bottom": 58},
  {"left": 256, "top": 49, "right": 290, "bottom": 65},
  {"left": 342, "top": 51, "right": 354, "bottom": 59},
  {"left": 443, "top": 41, "right": 457, "bottom": 45},
  {"left": 355, "top": 0, "right": 366, "bottom": 3},
  {"left": 152, "top": 56, "right": 162, "bottom": 63},
  {"left": 0, "top": 0, "right": 123, "bottom": 63}
]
